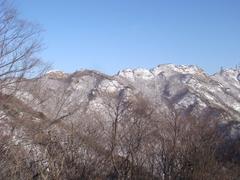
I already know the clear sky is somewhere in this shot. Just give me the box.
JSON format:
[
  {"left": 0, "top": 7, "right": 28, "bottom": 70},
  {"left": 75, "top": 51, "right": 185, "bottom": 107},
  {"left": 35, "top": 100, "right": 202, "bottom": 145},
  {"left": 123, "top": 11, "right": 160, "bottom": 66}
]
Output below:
[{"left": 15, "top": 0, "right": 240, "bottom": 75}]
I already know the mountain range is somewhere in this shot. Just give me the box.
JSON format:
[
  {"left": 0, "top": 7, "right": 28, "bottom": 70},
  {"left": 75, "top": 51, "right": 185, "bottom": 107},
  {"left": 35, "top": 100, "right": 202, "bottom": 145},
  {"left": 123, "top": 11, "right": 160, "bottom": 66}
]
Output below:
[{"left": 1, "top": 64, "right": 240, "bottom": 179}]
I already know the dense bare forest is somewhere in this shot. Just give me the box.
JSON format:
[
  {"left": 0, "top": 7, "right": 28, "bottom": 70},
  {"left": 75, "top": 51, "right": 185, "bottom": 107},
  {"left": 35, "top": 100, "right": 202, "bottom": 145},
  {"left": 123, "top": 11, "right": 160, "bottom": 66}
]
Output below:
[
  {"left": 0, "top": 1, "right": 240, "bottom": 180},
  {"left": 1, "top": 85, "right": 240, "bottom": 179}
]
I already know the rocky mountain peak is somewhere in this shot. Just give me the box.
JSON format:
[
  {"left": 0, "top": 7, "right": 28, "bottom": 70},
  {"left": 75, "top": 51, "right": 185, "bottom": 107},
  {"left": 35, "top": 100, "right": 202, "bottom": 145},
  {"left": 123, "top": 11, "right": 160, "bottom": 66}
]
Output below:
[
  {"left": 151, "top": 64, "right": 205, "bottom": 76},
  {"left": 117, "top": 64, "right": 205, "bottom": 82},
  {"left": 45, "top": 70, "right": 69, "bottom": 79}
]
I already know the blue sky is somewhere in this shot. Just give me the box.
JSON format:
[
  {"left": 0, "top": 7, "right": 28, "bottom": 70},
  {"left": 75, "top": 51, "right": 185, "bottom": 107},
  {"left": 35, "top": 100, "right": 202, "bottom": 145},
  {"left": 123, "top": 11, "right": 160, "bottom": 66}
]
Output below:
[{"left": 15, "top": 0, "right": 240, "bottom": 75}]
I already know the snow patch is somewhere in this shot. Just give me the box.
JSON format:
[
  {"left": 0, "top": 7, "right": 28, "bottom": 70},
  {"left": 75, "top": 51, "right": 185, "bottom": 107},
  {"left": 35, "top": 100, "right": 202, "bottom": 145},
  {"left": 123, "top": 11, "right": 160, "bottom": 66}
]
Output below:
[
  {"left": 118, "top": 69, "right": 135, "bottom": 81},
  {"left": 133, "top": 68, "right": 154, "bottom": 80},
  {"left": 46, "top": 70, "right": 68, "bottom": 79},
  {"left": 99, "top": 80, "right": 121, "bottom": 93},
  {"left": 152, "top": 64, "right": 203, "bottom": 76},
  {"left": 118, "top": 68, "right": 154, "bottom": 80}
]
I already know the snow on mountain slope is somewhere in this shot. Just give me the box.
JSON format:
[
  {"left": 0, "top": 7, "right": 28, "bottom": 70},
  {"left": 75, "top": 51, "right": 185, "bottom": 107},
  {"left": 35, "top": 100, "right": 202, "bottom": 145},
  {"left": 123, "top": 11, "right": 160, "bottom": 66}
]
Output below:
[
  {"left": 10, "top": 64, "right": 240, "bottom": 124},
  {"left": 1, "top": 64, "right": 240, "bottom": 175},
  {"left": 116, "top": 64, "right": 240, "bottom": 120}
]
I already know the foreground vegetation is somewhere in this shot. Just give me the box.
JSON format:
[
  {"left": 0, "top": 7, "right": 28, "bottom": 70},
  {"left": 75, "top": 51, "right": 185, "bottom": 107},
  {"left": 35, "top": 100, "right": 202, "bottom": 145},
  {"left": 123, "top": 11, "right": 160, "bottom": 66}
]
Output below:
[
  {"left": 0, "top": 1, "right": 240, "bottom": 179},
  {"left": 0, "top": 91, "right": 240, "bottom": 180}
]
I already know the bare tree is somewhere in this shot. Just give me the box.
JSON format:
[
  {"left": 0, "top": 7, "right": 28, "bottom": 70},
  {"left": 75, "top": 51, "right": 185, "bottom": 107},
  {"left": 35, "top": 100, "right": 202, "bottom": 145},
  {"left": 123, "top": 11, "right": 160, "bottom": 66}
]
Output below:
[{"left": 0, "top": 0, "right": 47, "bottom": 96}]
